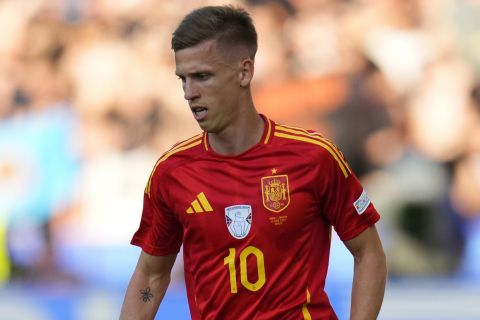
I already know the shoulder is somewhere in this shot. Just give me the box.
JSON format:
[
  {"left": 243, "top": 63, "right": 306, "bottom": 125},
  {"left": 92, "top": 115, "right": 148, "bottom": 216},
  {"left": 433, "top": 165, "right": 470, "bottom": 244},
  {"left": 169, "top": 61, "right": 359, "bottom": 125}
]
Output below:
[
  {"left": 273, "top": 122, "right": 336, "bottom": 154},
  {"left": 145, "top": 133, "right": 205, "bottom": 195},
  {"left": 272, "top": 122, "right": 352, "bottom": 178},
  {"left": 158, "top": 133, "right": 205, "bottom": 166}
]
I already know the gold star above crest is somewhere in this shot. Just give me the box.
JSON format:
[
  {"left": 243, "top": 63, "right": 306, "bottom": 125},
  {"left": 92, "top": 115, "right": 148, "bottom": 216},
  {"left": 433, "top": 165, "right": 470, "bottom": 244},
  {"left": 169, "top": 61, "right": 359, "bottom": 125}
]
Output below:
[{"left": 271, "top": 168, "right": 277, "bottom": 174}]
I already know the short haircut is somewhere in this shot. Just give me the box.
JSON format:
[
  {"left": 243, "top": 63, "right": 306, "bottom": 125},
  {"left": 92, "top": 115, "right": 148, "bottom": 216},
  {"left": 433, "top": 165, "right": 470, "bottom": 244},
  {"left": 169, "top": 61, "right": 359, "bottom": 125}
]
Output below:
[{"left": 171, "top": 5, "right": 258, "bottom": 59}]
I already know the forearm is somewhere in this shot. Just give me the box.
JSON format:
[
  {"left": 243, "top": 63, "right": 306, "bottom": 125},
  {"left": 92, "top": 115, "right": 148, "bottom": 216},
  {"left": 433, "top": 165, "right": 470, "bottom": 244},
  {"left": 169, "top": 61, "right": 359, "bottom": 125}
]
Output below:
[
  {"left": 350, "top": 250, "right": 387, "bottom": 320},
  {"left": 120, "top": 254, "right": 175, "bottom": 320}
]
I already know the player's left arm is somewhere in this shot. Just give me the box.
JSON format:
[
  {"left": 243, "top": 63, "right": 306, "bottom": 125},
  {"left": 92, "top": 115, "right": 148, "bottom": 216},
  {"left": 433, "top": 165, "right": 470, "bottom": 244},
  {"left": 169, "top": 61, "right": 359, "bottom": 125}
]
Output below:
[{"left": 344, "top": 225, "right": 387, "bottom": 320}]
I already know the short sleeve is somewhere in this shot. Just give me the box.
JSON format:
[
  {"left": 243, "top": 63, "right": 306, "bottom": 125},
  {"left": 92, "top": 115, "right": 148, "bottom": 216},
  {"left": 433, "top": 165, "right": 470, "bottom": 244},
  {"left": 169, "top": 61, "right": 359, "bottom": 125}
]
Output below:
[
  {"left": 131, "top": 166, "right": 183, "bottom": 255},
  {"left": 317, "top": 149, "right": 380, "bottom": 241}
]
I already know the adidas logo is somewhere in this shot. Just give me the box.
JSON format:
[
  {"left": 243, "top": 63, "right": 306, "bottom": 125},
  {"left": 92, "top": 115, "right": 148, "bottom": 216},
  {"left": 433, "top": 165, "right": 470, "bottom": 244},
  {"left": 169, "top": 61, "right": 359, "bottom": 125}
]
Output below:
[{"left": 186, "top": 192, "right": 213, "bottom": 214}]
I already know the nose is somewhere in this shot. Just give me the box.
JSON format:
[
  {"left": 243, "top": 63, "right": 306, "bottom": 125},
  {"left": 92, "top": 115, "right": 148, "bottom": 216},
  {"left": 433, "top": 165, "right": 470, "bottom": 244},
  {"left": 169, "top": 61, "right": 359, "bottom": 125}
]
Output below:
[{"left": 183, "top": 78, "right": 200, "bottom": 101}]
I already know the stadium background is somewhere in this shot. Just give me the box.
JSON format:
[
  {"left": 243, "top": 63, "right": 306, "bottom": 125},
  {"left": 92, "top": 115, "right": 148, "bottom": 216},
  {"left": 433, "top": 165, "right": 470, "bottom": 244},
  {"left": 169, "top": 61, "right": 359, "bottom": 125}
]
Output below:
[{"left": 0, "top": 0, "right": 479, "bottom": 319}]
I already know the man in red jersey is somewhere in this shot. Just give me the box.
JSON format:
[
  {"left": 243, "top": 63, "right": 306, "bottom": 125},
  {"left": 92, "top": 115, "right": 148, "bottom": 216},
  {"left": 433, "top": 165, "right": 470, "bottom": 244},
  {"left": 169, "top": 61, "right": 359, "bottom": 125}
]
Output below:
[{"left": 120, "top": 5, "right": 386, "bottom": 320}]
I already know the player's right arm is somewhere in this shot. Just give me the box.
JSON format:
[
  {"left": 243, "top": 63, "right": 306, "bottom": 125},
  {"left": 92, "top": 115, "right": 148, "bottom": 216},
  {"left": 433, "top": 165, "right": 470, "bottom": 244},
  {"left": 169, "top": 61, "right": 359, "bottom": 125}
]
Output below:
[{"left": 120, "top": 251, "right": 177, "bottom": 320}]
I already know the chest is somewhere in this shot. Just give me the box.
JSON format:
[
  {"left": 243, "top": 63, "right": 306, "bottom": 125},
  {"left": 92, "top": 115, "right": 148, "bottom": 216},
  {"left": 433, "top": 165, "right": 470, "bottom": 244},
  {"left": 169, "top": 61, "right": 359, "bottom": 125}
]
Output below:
[{"left": 167, "top": 157, "right": 324, "bottom": 248}]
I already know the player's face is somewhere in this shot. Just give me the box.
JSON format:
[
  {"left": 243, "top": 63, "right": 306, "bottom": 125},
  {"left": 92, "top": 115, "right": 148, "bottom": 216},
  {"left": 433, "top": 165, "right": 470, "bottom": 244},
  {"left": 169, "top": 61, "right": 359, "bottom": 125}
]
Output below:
[{"left": 175, "top": 39, "right": 245, "bottom": 133}]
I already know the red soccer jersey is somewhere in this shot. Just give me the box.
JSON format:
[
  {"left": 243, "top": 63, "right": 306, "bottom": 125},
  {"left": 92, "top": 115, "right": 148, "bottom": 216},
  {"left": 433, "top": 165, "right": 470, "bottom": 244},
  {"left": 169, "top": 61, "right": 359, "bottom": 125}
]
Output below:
[{"left": 131, "top": 115, "right": 380, "bottom": 320}]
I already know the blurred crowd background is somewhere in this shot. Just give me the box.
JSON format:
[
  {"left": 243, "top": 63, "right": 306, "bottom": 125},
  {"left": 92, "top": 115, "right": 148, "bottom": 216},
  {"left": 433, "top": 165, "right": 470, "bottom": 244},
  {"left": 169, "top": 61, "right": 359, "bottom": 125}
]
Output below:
[{"left": 0, "top": 0, "right": 479, "bottom": 319}]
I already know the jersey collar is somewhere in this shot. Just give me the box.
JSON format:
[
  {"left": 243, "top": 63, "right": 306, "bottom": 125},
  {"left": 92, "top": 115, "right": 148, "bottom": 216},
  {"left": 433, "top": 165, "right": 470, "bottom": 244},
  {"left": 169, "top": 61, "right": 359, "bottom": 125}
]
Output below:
[{"left": 202, "top": 114, "right": 275, "bottom": 153}]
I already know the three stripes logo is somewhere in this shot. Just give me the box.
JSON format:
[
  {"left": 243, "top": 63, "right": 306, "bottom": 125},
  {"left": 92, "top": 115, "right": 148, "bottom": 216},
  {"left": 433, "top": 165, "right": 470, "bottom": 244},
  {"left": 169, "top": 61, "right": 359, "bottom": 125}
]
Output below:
[{"left": 186, "top": 192, "right": 213, "bottom": 214}]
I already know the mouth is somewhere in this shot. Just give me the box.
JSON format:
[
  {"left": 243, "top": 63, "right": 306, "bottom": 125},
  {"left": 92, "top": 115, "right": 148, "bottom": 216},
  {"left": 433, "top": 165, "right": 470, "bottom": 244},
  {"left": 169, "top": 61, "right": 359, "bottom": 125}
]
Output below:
[{"left": 191, "top": 106, "right": 208, "bottom": 121}]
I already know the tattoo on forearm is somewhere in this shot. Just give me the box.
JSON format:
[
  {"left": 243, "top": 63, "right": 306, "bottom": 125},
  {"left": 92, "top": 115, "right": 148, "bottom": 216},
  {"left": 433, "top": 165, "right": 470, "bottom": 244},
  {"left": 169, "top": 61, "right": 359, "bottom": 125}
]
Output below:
[{"left": 140, "top": 287, "right": 154, "bottom": 302}]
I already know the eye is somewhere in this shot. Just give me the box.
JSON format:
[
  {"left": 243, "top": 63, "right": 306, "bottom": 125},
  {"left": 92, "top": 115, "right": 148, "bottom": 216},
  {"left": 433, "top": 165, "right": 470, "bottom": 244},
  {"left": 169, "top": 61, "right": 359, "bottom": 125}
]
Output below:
[{"left": 195, "top": 73, "right": 211, "bottom": 81}]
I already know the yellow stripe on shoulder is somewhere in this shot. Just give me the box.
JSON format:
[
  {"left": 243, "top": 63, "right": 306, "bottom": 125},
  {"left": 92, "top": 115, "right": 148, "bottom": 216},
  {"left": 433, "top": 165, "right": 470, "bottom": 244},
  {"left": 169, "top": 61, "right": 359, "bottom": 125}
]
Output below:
[
  {"left": 145, "top": 135, "right": 203, "bottom": 197},
  {"left": 159, "top": 138, "right": 202, "bottom": 163},
  {"left": 164, "top": 134, "right": 203, "bottom": 157},
  {"left": 275, "top": 125, "right": 352, "bottom": 174},
  {"left": 168, "top": 133, "right": 203, "bottom": 153},
  {"left": 274, "top": 126, "right": 351, "bottom": 178}
]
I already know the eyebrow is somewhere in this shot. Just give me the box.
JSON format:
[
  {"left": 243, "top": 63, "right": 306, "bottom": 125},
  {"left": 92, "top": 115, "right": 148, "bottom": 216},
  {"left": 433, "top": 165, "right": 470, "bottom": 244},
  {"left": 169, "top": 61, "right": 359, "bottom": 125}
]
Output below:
[{"left": 175, "top": 69, "right": 213, "bottom": 77}]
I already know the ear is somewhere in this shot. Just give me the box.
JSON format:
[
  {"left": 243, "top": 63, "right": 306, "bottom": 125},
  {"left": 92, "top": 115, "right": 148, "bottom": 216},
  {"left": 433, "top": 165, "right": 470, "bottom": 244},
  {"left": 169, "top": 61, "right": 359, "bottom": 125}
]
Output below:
[{"left": 239, "top": 58, "right": 254, "bottom": 87}]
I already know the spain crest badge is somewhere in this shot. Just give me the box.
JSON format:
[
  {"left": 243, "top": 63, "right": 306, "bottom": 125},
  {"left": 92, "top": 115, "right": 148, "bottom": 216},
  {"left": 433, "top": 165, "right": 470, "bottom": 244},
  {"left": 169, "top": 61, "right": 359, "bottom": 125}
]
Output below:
[{"left": 261, "top": 175, "right": 290, "bottom": 213}]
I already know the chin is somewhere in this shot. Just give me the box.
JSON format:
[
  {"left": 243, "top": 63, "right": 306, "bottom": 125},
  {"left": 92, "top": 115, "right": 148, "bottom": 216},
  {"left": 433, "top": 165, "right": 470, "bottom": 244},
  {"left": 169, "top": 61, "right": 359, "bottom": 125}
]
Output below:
[
  {"left": 198, "top": 122, "right": 211, "bottom": 132},
  {"left": 200, "top": 125, "right": 220, "bottom": 134},
  {"left": 197, "top": 119, "right": 222, "bottom": 134}
]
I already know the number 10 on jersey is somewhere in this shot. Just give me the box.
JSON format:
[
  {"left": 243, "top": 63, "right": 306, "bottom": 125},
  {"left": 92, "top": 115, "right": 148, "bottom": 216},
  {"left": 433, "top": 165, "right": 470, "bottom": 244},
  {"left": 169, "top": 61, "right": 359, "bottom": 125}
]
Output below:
[{"left": 223, "top": 246, "right": 266, "bottom": 293}]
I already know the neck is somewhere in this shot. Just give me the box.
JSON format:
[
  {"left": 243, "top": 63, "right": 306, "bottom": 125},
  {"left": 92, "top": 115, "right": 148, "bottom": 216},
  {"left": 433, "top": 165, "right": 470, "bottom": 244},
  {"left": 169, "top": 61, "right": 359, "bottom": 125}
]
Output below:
[{"left": 208, "top": 112, "right": 264, "bottom": 156}]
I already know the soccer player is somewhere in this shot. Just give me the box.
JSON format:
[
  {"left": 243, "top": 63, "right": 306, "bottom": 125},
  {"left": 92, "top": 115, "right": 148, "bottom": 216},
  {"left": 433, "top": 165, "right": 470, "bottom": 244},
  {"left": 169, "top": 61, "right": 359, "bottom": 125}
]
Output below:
[{"left": 120, "top": 5, "right": 386, "bottom": 320}]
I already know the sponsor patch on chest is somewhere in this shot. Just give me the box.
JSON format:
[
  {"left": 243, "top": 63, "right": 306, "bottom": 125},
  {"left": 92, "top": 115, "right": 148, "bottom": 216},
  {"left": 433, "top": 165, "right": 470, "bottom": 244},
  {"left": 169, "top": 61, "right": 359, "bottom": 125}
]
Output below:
[{"left": 225, "top": 205, "right": 252, "bottom": 239}]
